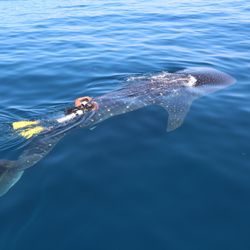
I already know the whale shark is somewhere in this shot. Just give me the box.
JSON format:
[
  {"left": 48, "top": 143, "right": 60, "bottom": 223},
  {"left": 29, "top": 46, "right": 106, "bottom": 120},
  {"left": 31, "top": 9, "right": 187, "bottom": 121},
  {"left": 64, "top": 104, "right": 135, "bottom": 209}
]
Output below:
[{"left": 0, "top": 67, "right": 235, "bottom": 196}]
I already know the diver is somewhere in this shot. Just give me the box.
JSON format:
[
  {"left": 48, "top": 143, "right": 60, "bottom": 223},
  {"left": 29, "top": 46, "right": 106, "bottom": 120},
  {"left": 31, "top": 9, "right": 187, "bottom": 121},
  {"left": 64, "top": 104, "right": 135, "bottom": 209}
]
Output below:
[{"left": 12, "top": 96, "right": 99, "bottom": 139}]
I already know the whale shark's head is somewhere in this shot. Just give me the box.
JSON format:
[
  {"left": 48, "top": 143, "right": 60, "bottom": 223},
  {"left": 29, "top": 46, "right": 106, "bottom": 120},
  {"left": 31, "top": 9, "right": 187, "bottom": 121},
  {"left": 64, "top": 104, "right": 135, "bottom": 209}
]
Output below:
[{"left": 181, "top": 67, "right": 236, "bottom": 95}]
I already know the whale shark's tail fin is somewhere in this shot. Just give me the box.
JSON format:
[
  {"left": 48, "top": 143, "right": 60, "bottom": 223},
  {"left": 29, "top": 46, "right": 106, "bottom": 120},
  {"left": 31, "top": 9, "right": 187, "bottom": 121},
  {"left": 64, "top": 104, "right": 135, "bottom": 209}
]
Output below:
[
  {"left": 0, "top": 160, "right": 23, "bottom": 197},
  {"left": 0, "top": 133, "right": 63, "bottom": 197}
]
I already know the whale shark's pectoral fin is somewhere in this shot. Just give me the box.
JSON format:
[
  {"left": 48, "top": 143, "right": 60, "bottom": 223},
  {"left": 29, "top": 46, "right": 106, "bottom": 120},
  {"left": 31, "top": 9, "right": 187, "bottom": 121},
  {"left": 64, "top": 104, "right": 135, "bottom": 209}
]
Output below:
[
  {"left": 166, "top": 106, "right": 190, "bottom": 132},
  {"left": 158, "top": 95, "right": 195, "bottom": 132}
]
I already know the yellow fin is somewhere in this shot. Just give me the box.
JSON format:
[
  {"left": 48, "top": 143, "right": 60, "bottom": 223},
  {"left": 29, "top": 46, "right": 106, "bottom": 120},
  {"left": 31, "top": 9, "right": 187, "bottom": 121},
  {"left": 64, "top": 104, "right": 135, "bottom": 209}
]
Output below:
[
  {"left": 12, "top": 120, "right": 39, "bottom": 130},
  {"left": 20, "top": 126, "right": 45, "bottom": 139}
]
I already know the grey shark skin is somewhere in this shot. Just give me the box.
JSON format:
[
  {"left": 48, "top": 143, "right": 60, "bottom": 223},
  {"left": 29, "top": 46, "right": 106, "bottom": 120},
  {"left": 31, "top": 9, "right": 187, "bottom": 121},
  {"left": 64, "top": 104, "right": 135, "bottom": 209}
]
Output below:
[{"left": 0, "top": 67, "right": 235, "bottom": 196}]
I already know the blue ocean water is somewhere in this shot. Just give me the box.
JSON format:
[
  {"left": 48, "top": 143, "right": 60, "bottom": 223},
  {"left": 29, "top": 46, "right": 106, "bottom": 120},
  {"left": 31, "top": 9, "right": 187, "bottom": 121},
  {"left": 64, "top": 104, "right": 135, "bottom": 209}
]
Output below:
[{"left": 0, "top": 0, "right": 249, "bottom": 249}]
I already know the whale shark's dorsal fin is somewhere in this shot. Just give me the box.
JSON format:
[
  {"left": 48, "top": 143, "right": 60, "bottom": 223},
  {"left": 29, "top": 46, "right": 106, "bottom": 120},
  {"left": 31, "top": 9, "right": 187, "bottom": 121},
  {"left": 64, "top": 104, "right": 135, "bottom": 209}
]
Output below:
[{"left": 157, "top": 94, "right": 196, "bottom": 132}]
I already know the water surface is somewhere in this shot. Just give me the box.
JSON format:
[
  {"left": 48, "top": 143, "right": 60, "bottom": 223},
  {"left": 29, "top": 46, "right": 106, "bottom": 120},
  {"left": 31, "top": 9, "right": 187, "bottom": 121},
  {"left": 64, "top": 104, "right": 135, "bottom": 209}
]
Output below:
[{"left": 0, "top": 0, "right": 249, "bottom": 249}]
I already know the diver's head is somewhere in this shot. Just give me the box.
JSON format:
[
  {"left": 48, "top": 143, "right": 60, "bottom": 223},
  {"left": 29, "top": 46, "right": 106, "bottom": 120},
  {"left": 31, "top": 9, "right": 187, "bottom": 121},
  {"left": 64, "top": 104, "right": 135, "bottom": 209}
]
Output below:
[
  {"left": 74, "top": 96, "right": 99, "bottom": 111},
  {"left": 73, "top": 96, "right": 99, "bottom": 128}
]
